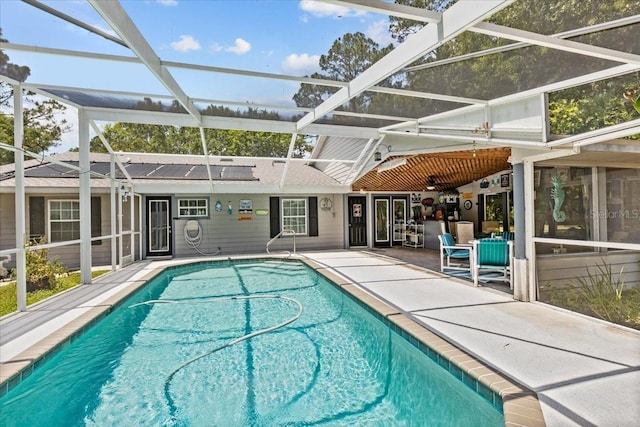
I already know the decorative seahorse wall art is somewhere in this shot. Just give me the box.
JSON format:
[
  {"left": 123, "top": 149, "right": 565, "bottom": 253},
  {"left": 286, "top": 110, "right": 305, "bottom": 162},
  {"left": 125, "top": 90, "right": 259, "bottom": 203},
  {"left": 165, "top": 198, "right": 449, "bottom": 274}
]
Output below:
[{"left": 550, "top": 175, "right": 566, "bottom": 223}]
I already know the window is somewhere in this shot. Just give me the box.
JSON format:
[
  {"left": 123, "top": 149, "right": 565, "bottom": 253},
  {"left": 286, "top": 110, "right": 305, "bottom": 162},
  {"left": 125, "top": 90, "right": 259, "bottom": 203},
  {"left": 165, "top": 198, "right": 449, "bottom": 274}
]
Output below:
[
  {"left": 49, "top": 200, "right": 80, "bottom": 242},
  {"left": 281, "top": 198, "right": 307, "bottom": 235},
  {"left": 606, "top": 168, "right": 640, "bottom": 243},
  {"left": 270, "top": 196, "right": 318, "bottom": 238},
  {"left": 534, "top": 167, "right": 592, "bottom": 241},
  {"left": 178, "top": 198, "right": 208, "bottom": 217}
]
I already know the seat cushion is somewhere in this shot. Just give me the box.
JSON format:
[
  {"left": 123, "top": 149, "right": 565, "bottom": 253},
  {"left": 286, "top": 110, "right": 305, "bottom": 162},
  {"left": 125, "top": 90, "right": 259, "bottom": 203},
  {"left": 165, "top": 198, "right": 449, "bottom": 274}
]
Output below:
[{"left": 449, "top": 248, "right": 470, "bottom": 258}]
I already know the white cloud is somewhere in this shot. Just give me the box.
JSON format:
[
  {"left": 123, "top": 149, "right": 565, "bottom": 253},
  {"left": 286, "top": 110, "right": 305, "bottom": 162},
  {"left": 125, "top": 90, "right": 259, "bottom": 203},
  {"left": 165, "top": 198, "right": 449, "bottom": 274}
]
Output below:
[
  {"left": 367, "top": 19, "right": 395, "bottom": 47},
  {"left": 226, "top": 38, "right": 251, "bottom": 55},
  {"left": 156, "top": 0, "right": 178, "bottom": 6},
  {"left": 170, "top": 35, "right": 201, "bottom": 52},
  {"left": 299, "top": 0, "right": 365, "bottom": 19},
  {"left": 282, "top": 53, "right": 321, "bottom": 75}
]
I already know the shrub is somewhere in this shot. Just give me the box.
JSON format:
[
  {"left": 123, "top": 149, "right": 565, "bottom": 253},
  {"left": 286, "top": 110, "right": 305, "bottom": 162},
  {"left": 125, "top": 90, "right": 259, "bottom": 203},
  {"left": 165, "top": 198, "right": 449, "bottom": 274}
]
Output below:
[
  {"left": 10, "top": 239, "right": 66, "bottom": 291},
  {"left": 550, "top": 261, "right": 640, "bottom": 329}
]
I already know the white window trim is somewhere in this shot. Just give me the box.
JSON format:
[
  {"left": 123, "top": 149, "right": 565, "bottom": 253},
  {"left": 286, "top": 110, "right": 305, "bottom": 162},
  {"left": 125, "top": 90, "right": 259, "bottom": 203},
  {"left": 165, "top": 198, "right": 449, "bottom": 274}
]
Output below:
[
  {"left": 281, "top": 198, "right": 308, "bottom": 236},
  {"left": 48, "top": 199, "right": 80, "bottom": 242},
  {"left": 177, "top": 198, "right": 209, "bottom": 218}
]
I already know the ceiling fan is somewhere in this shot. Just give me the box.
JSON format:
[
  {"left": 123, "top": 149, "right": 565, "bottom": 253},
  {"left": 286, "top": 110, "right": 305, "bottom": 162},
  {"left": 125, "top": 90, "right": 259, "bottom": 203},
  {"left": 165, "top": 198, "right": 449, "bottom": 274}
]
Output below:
[{"left": 426, "top": 175, "right": 453, "bottom": 191}]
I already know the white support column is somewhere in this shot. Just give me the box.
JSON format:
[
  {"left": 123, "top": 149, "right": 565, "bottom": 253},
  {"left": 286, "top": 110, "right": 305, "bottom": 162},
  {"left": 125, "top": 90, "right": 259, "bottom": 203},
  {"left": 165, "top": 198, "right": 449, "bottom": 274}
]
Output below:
[
  {"left": 523, "top": 159, "right": 536, "bottom": 301},
  {"left": 511, "top": 161, "right": 528, "bottom": 301},
  {"left": 110, "top": 152, "right": 117, "bottom": 270},
  {"left": 118, "top": 191, "right": 123, "bottom": 268},
  {"left": 129, "top": 190, "right": 135, "bottom": 260},
  {"left": 138, "top": 194, "right": 143, "bottom": 260},
  {"left": 78, "top": 110, "right": 92, "bottom": 284},
  {"left": 13, "top": 85, "right": 27, "bottom": 311}
]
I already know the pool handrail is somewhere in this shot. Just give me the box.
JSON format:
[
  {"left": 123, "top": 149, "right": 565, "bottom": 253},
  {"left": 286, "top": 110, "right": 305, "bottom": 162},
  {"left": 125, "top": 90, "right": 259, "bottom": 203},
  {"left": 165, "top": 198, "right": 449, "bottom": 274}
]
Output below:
[{"left": 266, "top": 228, "right": 296, "bottom": 255}]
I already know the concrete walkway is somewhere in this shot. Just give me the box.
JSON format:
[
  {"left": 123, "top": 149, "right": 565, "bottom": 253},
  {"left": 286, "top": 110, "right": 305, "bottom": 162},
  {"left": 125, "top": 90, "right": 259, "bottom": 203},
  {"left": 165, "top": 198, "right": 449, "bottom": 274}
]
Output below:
[
  {"left": 301, "top": 250, "right": 640, "bottom": 427},
  {"left": 1, "top": 250, "right": 638, "bottom": 426}
]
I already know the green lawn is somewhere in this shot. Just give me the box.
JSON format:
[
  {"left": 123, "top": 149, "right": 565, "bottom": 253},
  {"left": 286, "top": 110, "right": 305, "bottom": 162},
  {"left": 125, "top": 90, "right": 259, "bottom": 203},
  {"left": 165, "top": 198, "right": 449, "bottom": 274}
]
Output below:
[{"left": 0, "top": 270, "right": 109, "bottom": 317}]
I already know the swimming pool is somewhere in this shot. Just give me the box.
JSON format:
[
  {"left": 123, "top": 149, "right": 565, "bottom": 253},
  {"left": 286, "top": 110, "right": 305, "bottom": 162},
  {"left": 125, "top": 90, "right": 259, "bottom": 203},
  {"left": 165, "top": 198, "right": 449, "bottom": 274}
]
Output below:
[{"left": 0, "top": 259, "right": 504, "bottom": 426}]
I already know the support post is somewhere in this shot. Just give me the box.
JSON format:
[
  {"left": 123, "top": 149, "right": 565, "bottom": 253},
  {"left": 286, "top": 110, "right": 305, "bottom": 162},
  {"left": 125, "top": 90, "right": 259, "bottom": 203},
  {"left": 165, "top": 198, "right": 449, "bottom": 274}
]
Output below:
[
  {"left": 524, "top": 159, "right": 537, "bottom": 301},
  {"left": 138, "top": 194, "right": 143, "bottom": 260},
  {"left": 110, "top": 152, "right": 117, "bottom": 270},
  {"left": 511, "top": 162, "right": 529, "bottom": 301},
  {"left": 13, "top": 85, "right": 27, "bottom": 311},
  {"left": 78, "top": 110, "right": 92, "bottom": 284},
  {"left": 118, "top": 189, "right": 123, "bottom": 268},
  {"left": 130, "top": 190, "right": 135, "bottom": 260}
]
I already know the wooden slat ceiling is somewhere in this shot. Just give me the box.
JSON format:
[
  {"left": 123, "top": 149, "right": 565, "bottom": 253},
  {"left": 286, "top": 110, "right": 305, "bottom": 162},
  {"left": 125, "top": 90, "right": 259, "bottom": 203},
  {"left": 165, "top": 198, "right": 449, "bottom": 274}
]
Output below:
[{"left": 352, "top": 147, "right": 511, "bottom": 192}]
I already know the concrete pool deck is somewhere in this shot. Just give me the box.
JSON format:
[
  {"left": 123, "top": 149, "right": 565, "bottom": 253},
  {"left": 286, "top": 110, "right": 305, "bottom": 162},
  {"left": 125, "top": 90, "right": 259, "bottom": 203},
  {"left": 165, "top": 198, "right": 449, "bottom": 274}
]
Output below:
[{"left": 1, "top": 250, "right": 638, "bottom": 426}]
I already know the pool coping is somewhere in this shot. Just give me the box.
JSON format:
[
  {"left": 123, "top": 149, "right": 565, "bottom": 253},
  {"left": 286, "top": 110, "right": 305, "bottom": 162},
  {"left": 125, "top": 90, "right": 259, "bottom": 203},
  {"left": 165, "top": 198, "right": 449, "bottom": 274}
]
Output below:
[
  {"left": 0, "top": 256, "right": 545, "bottom": 426},
  {"left": 303, "top": 258, "right": 545, "bottom": 427}
]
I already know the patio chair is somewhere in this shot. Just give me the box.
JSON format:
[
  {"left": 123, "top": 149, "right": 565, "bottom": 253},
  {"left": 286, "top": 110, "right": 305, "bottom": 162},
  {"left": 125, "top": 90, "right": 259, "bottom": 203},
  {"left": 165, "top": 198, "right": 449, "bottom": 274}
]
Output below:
[
  {"left": 472, "top": 238, "right": 513, "bottom": 288},
  {"left": 438, "top": 232, "right": 474, "bottom": 275}
]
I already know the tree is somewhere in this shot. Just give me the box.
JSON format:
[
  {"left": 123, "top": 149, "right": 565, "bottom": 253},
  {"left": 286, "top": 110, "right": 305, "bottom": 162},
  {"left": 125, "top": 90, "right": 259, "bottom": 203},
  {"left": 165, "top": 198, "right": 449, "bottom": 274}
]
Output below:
[
  {"left": 90, "top": 122, "right": 312, "bottom": 158},
  {"left": 1, "top": 29, "right": 71, "bottom": 164},
  {"left": 388, "top": 0, "right": 640, "bottom": 136},
  {"left": 292, "top": 32, "right": 394, "bottom": 118}
]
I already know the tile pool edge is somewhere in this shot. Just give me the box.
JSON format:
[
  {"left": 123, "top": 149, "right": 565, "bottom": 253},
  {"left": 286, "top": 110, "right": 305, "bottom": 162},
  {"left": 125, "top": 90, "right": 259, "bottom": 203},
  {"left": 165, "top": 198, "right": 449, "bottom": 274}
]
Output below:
[
  {"left": 302, "top": 258, "right": 546, "bottom": 427},
  {"left": 1, "top": 256, "right": 545, "bottom": 426},
  {"left": 0, "top": 267, "right": 165, "bottom": 396}
]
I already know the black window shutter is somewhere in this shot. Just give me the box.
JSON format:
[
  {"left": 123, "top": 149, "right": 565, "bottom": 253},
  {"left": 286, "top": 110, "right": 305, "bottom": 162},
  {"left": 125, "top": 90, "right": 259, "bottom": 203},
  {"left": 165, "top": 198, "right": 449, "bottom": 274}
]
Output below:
[
  {"left": 269, "top": 197, "right": 280, "bottom": 238},
  {"left": 308, "top": 197, "right": 318, "bottom": 237},
  {"left": 29, "top": 197, "right": 45, "bottom": 241},
  {"left": 477, "top": 194, "right": 485, "bottom": 234},
  {"left": 91, "top": 196, "right": 102, "bottom": 245}
]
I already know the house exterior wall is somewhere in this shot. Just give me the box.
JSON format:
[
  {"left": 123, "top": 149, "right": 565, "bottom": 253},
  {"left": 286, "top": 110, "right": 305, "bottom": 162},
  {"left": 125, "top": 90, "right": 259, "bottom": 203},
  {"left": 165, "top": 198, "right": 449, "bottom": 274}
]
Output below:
[
  {"left": 35, "top": 193, "right": 113, "bottom": 270},
  {"left": 0, "top": 193, "right": 117, "bottom": 270},
  {"left": 0, "top": 194, "right": 17, "bottom": 271},
  {"left": 537, "top": 251, "right": 640, "bottom": 292},
  {"left": 171, "top": 193, "right": 345, "bottom": 257}
]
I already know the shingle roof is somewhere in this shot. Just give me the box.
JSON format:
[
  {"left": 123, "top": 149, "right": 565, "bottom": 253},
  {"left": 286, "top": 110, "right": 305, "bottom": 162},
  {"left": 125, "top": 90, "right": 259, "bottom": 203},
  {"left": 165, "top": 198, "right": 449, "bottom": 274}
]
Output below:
[{"left": 0, "top": 152, "right": 342, "bottom": 191}]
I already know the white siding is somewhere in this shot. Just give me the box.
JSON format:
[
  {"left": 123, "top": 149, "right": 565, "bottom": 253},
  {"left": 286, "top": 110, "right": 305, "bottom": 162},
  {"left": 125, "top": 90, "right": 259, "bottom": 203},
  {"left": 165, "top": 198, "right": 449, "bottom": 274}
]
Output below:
[
  {"left": 0, "top": 193, "right": 120, "bottom": 270},
  {"left": 0, "top": 194, "right": 17, "bottom": 269},
  {"left": 537, "top": 251, "right": 640, "bottom": 290},
  {"left": 173, "top": 194, "right": 345, "bottom": 257}
]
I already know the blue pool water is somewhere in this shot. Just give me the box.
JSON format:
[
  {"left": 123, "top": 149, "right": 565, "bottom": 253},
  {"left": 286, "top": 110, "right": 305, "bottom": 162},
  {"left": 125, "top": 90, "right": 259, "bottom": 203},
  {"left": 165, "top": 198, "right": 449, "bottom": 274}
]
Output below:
[{"left": 0, "top": 259, "right": 503, "bottom": 426}]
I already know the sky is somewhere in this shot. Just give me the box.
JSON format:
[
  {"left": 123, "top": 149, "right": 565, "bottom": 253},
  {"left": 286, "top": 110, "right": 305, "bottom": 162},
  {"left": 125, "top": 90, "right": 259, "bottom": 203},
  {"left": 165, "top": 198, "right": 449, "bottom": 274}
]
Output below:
[{"left": 0, "top": 0, "right": 397, "bottom": 153}]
